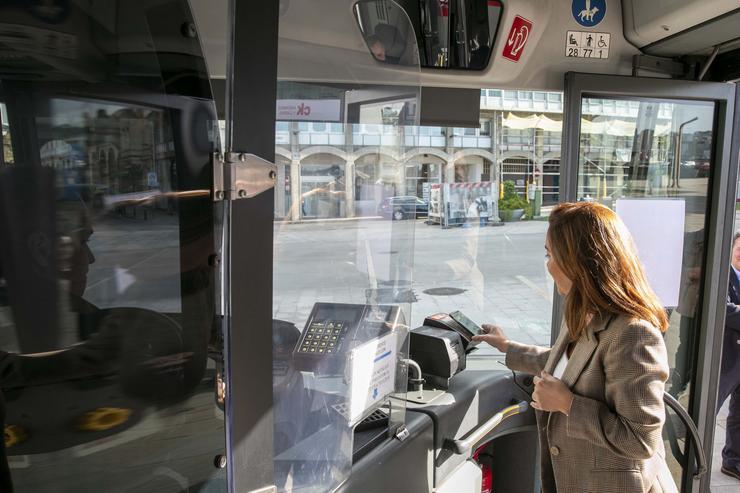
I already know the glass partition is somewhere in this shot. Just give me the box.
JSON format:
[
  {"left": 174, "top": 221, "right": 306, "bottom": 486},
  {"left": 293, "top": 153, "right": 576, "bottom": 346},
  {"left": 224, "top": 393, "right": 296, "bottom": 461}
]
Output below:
[
  {"left": 0, "top": 2, "right": 224, "bottom": 491},
  {"left": 271, "top": 1, "right": 421, "bottom": 491}
]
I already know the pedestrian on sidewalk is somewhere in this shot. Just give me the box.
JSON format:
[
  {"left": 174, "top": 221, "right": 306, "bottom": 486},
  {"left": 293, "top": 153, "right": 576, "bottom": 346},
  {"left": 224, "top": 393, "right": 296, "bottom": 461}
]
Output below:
[{"left": 718, "top": 231, "right": 740, "bottom": 481}]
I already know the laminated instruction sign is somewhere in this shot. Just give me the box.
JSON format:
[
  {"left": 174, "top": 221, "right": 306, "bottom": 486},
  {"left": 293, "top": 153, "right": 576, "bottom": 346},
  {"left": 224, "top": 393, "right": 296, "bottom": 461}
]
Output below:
[
  {"left": 615, "top": 199, "right": 685, "bottom": 308},
  {"left": 348, "top": 333, "right": 397, "bottom": 425}
]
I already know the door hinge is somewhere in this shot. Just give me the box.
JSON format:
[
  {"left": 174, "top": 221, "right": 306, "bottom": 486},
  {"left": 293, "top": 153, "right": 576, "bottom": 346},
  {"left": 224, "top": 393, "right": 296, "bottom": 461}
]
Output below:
[{"left": 213, "top": 151, "right": 277, "bottom": 202}]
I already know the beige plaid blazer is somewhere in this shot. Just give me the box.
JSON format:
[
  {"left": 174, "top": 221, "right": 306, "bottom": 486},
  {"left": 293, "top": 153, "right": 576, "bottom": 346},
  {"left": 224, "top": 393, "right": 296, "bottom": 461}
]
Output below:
[{"left": 506, "top": 312, "right": 678, "bottom": 493}]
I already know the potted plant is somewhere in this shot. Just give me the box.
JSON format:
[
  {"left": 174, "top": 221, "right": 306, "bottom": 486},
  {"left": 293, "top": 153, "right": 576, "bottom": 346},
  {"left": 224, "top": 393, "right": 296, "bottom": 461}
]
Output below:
[{"left": 498, "top": 181, "right": 528, "bottom": 222}]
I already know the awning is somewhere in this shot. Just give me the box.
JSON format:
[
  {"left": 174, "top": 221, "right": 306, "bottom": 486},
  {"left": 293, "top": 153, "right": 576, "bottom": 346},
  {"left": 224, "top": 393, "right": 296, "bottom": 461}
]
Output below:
[{"left": 503, "top": 113, "right": 673, "bottom": 137}]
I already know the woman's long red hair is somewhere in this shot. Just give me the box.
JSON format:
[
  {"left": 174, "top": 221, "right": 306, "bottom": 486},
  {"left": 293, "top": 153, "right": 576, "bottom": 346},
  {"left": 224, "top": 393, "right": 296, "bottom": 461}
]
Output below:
[{"left": 548, "top": 202, "right": 669, "bottom": 340}]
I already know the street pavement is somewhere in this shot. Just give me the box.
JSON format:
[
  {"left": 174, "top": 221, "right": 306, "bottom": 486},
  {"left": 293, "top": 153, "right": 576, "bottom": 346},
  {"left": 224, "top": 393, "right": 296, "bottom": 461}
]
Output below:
[{"left": 273, "top": 217, "right": 555, "bottom": 355}]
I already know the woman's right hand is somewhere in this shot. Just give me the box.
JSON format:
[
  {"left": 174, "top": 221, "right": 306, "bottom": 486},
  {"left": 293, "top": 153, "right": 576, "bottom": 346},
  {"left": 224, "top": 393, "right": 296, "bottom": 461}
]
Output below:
[{"left": 472, "top": 324, "right": 509, "bottom": 353}]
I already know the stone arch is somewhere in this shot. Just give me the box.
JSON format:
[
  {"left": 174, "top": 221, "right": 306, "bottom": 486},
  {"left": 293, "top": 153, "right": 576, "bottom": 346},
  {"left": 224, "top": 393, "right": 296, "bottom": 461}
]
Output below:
[
  {"left": 401, "top": 147, "right": 450, "bottom": 163},
  {"left": 275, "top": 147, "right": 292, "bottom": 161},
  {"left": 452, "top": 149, "right": 496, "bottom": 164},
  {"left": 500, "top": 151, "right": 531, "bottom": 161},
  {"left": 451, "top": 150, "right": 497, "bottom": 183},
  {"left": 352, "top": 146, "right": 400, "bottom": 163},
  {"left": 299, "top": 146, "right": 348, "bottom": 162}
]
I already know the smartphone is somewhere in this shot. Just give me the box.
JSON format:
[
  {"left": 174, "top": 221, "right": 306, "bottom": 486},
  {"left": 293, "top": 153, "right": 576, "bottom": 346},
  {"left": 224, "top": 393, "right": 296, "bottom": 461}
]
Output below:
[{"left": 448, "top": 310, "right": 482, "bottom": 343}]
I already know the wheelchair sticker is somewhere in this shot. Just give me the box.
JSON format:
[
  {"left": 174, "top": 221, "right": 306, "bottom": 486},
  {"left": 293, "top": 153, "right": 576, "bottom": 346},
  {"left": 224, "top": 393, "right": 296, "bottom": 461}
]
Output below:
[{"left": 565, "top": 31, "right": 610, "bottom": 59}]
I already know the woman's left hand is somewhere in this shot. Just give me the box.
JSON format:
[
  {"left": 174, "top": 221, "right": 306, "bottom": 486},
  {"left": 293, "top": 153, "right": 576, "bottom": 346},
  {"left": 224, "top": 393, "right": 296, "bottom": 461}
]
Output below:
[{"left": 531, "top": 371, "right": 574, "bottom": 415}]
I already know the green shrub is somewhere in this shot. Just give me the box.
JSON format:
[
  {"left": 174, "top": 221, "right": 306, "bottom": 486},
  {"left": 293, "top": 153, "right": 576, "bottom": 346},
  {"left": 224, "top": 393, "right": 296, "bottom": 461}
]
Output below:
[{"left": 499, "top": 181, "right": 528, "bottom": 211}]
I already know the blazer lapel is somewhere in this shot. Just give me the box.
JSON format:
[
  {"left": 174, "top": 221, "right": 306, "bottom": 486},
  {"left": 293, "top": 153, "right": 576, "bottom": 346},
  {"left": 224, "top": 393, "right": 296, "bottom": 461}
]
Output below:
[{"left": 559, "top": 312, "right": 613, "bottom": 388}]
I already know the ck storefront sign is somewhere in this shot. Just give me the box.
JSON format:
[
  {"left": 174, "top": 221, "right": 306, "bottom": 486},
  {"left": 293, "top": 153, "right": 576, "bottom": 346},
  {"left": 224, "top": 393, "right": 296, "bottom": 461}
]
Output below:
[{"left": 276, "top": 99, "right": 342, "bottom": 122}]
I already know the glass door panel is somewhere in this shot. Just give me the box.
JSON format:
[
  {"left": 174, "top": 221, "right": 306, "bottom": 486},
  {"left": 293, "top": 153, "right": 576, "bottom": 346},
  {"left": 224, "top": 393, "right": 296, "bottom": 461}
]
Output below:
[
  {"left": 0, "top": 2, "right": 224, "bottom": 491},
  {"left": 269, "top": 1, "right": 421, "bottom": 491},
  {"left": 576, "top": 97, "right": 715, "bottom": 490},
  {"left": 564, "top": 73, "right": 737, "bottom": 492}
]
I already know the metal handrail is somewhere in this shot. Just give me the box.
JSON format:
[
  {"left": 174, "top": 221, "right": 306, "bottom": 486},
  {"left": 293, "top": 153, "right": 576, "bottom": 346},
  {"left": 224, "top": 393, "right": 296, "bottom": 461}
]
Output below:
[
  {"left": 664, "top": 392, "right": 708, "bottom": 479},
  {"left": 450, "top": 401, "right": 529, "bottom": 455}
]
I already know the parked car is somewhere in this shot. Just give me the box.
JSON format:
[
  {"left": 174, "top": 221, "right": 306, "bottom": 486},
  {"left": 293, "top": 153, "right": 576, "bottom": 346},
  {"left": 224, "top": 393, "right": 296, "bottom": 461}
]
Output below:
[
  {"left": 377, "top": 196, "right": 428, "bottom": 220},
  {"left": 694, "top": 160, "right": 711, "bottom": 178}
]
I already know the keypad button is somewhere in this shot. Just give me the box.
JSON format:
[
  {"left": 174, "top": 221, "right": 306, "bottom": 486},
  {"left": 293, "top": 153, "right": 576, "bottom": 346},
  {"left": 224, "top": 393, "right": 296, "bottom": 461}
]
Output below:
[
  {"left": 318, "top": 348, "right": 325, "bottom": 353},
  {"left": 309, "top": 348, "right": 316, "bottom": 353}
]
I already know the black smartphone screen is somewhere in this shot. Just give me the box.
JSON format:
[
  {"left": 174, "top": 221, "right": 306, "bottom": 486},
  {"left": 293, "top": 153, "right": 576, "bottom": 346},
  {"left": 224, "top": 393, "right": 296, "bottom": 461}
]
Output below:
[{"left": 448, "top": 310, "right": 481, "bottom": 339}]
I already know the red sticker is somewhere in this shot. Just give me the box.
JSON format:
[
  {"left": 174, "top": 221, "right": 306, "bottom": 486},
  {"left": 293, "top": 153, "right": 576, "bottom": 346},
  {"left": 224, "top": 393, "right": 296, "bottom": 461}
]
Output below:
[{"left": 502, "top": 15, "right": 532, "bottom": 62}]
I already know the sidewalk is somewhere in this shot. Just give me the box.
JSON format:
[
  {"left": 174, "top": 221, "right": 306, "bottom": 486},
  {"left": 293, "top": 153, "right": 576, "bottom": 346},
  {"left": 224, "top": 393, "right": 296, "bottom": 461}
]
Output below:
[{"left": 711, "top": 400, "right": 740, "bottom": 492}]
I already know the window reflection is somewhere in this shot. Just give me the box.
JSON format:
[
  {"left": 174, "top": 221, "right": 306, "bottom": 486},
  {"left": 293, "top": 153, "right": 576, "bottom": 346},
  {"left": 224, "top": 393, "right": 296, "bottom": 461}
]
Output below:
[{"left": 0, "top": 93, "right": 223, "bottom": 491}]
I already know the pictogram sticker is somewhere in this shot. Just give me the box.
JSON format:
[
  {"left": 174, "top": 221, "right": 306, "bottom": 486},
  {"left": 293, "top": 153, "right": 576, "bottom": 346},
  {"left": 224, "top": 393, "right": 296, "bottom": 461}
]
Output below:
[
  {"left": 572, "top": 0, "right": 606, "bottom": 28},
  {"left": 565, "top": 31, "right": 610, "bottom": 59},
  {"left": 502, "top": 15, "right": 532, "bottom": 62}
]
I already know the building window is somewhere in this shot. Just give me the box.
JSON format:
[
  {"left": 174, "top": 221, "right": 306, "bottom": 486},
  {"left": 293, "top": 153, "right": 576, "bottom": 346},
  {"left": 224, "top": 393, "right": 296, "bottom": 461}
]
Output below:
[
  {"left": 312, "top": 122, "right": 326, "bottom": 132},
  {"left": 518, "top": 91, "right": 533, "bottom": 100},
  {"left": 276, "top": 121, "right": 289, "bottom": 132},
  {"left": 533, "top": 92, "right": 546, "bottom": 102},
  {"left": 480, "top": 121, "right": 491, "bottom": 136},
  {"left": 488, "top": 89, "right": 502, "bottom": 97},
  {"left": 503, "top": 90, "right": 516, "bottom": 100},
  {"left": 547, "top": 93, "right": 562, "bottom": 103}
]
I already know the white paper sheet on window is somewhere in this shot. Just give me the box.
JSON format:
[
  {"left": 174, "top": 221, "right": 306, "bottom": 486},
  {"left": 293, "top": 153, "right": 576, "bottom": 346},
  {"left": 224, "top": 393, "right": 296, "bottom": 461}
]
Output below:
[{"left": 615, "top": 199, "right": 685, "bottom": 308}]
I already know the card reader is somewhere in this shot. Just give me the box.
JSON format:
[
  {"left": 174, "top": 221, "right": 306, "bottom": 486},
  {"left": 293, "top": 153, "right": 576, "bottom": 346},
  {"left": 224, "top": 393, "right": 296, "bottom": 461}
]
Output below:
[{"left": 422, "top": 311, "right": 482, "bottom": 352}]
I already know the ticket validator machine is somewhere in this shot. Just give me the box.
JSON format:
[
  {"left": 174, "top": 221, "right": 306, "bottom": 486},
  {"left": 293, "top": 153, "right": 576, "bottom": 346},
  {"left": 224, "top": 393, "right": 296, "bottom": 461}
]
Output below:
[
  {"left": 273, "top": 304, "right": 536, "bottom": 493},
  {"left": 273, "top": 302, "right": 410, "bottom": 492},
  {"left": 407, "top": 311, "right": 483, "bottom": 390}
]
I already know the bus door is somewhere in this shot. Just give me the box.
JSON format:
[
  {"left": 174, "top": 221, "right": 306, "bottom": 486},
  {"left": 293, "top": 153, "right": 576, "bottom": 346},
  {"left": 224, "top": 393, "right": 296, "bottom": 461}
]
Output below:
[
  {"left": 558, "top": 72, "right": 738, "bottom": 492},
  {"left": 0, "top": 1, "right": 225, "bottom": 492},
  {"left": 219, "top": 1, "right": 423, "bottom": 492}
]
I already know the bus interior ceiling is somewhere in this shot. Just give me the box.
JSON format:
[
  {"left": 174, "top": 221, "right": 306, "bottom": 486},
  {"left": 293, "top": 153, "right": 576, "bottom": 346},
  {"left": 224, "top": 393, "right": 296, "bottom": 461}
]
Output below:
[{"left": 191, "top": 0, "right": 740, "bottom": 92}]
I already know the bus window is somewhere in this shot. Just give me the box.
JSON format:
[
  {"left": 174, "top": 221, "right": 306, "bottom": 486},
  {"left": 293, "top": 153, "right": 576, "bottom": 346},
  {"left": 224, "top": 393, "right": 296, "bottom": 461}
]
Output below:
[{"left": 0, "top": 2, "right": 225, "bottom": 491}]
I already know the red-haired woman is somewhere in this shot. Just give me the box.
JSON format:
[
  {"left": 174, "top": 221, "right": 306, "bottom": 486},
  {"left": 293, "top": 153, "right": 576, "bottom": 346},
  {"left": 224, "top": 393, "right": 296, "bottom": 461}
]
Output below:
[{"left": 474, "top": 202, "right": 677, "bottom": 493}]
